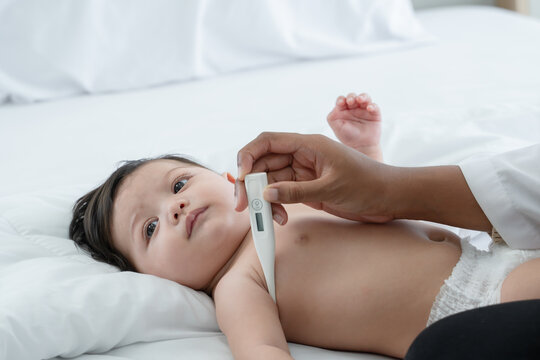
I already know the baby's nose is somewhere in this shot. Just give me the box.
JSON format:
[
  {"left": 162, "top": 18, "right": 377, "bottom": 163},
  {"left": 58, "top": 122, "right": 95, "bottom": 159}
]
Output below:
[{"left": 169, "top": 200, "right": 187, "bottom": 223}]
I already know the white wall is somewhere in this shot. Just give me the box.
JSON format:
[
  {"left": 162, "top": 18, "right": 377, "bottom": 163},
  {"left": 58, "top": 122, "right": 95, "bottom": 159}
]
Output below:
[{"left": 530, "top": 0, "right": 540, "bottom": 18}]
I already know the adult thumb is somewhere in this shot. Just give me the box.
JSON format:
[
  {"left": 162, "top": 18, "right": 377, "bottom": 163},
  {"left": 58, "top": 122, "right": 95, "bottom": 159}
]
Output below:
[{"left": 263, "top": 179, "right": 326, "bottom": 204}]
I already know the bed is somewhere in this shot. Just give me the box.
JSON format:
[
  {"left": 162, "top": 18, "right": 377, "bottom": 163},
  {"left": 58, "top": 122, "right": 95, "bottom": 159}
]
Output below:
[{"left": 1, "top": 2, "right": 539, "bottom": 359}]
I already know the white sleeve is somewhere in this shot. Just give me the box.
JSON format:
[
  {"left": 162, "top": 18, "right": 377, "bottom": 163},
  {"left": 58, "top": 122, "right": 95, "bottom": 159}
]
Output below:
[{"left": 459, "top": 144, "right": 540, "bottom": 250}]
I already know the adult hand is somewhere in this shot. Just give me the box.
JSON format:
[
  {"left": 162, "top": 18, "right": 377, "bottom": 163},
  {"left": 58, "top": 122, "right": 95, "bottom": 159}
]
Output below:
[{"left": 235, "top": 132, "right": 394, "bottom": 225}]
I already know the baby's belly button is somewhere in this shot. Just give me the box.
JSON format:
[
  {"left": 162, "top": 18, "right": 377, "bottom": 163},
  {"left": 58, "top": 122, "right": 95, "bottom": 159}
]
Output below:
[
  {"left": 428, "top": 234, "right": 446, "bottom": 242},
  {"left": 427, "top": 229, "right": 461, "bottom": 243}
]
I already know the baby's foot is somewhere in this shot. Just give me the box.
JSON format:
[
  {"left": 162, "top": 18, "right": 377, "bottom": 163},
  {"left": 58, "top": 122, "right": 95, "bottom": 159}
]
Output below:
[{"left": 327, "top": 93, "right": 383, "bottom": 161}]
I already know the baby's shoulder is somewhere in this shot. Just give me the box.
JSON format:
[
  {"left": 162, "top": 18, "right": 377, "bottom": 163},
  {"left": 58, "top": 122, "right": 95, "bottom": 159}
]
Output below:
[
  {"left": 213, "top": 264, "right": 273, "bottom": 315},
  {"left": 214, "top": 261, "right": 265, "bottom": 298}
]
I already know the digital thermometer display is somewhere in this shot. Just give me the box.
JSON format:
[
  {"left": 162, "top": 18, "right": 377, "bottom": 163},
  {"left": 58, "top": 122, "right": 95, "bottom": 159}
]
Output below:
[{"left": 255, "top": 213, "right": 264, "bottom": 231}]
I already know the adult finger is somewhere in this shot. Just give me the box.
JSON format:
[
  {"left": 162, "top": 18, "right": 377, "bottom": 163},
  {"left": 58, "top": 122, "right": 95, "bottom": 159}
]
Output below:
[
  {"left": 271, "top": 203, "right": 288, "bottom": 225},
  {"left": 234, "top": 179, "right": 248, "bottom": 212},
  {"left": 265, "top": 167, "right": 296, "bottom": 184},
  {"left": 237, "top": 132, "right": 305, "bottom": 180},
  {"left": 251, "top": 153, "right": 293, "bottom": 174},
  {"left": 235, "top": 157, "right": 296, "bottom": 212},
  {"left": 234, "top": 177, "right": 289, "bottom": 225},
  {"left": 263, "top": 178, "right": 329, "bottom": 204},
  {"left": 235, "top": 160, "right": 305, "bottom": 212},
  {"left": 264, "top": 165, "right": 317, "bottom": 186}
]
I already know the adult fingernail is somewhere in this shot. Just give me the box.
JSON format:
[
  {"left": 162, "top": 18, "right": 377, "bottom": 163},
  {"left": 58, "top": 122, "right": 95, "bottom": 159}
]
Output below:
[
  {"left": 237, "top": 153, "right": 244, "bottom": 180},
  {"left": 264, "top": 187, "right": 278, "bottom": 202},
  {"left": 237, "top": 166, "right": 243, "bottom": 180},
  {"left": 274, "top": 213, "right": 284, "bottom": 225},
  {"left": 234, "top": 182, "right": 239, "bottom": 209}
]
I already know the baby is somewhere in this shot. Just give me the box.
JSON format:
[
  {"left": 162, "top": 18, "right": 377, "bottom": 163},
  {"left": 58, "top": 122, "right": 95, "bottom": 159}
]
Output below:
[{"left": 69, "top": 93, "right": 540, "bottom": 359}]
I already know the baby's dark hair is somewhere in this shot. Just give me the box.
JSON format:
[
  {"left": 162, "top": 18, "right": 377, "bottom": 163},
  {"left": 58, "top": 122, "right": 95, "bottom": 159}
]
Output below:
[{"left": 69, "top": 154, "right": 205, "bottom": 271}]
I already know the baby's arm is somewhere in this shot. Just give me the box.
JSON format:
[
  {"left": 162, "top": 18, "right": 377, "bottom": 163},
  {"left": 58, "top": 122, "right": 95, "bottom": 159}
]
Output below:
[
  {"left": 214, "top": 272, "right": 293, "bottom": 360},
  {"left": 327, "top": 92, "right": 383, "bottom": 162}
]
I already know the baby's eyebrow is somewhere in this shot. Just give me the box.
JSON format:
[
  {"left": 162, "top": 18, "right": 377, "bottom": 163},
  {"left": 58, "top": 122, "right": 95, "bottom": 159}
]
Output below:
[{"left": 165, "top": 166, "right": 185, "bottom": 180}]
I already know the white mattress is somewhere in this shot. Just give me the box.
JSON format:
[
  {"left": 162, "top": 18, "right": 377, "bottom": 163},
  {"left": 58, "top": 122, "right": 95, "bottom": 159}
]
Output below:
[{"left": 1, "top": 6, "right": 539, "bottom": 360}]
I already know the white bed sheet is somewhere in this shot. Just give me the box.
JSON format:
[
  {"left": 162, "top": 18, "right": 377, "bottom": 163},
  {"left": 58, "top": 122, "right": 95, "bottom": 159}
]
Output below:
[
  {"left": 1, "top": 6, "right": 539, "bottom": 197},
  {"left": 1, "top": 6, "right": 540, "bottom": 360}
]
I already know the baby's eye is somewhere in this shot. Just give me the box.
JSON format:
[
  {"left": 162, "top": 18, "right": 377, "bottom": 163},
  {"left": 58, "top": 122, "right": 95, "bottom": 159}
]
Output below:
[
  {"left": 145, "top": 220, "right": 158, "bottom": 239},
  {"left": 174, "top": 179, "right": 188, "bottom": 193}
]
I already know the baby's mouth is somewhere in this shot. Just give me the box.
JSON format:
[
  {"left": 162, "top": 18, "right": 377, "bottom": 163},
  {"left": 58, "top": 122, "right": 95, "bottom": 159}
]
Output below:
[{"left": 185, "top": 207, "right": 208, "bottom": 239}]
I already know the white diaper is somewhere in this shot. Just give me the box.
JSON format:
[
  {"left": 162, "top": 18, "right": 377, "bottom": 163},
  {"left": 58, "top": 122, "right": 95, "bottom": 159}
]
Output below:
[{"left": 427, "top": 237, "right": 540, "bottom": 326}]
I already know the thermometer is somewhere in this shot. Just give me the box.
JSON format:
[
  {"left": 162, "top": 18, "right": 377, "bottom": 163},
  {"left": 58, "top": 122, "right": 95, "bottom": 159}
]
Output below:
[{"left": 245, "top": 172, "right": 276, "bottom": 302}]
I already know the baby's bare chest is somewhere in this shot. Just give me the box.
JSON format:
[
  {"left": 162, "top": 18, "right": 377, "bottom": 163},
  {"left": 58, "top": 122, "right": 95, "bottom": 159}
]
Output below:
[
  {"left": 272, "top": 217, "right": 458, "bottom": 340},
  {"left": 273, "top": 216, "right": 452, "bottom": 282}
]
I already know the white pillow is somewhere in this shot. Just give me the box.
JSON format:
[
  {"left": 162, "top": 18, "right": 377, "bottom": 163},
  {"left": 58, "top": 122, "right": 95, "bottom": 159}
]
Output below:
[
  {"left": 0, "top": 190, "right": 220, "bottom": 359},
  {"left": 0, "top": 0, "right": 432, "bottom": 104}
]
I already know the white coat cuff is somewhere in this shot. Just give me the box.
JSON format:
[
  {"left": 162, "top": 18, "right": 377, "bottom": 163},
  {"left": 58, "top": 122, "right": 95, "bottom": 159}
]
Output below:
[{"left": 459, "top": 157, "right": 538, "bottom": 249}]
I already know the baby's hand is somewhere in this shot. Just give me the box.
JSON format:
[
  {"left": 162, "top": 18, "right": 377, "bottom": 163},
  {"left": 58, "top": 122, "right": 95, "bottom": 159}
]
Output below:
[{"left": 327, "top": 93, "right": 382, "bottom": 161}]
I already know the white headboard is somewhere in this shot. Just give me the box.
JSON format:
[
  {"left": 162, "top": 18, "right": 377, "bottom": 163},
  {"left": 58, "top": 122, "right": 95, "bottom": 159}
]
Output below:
[
  {"left": 412, "top": 0, "right": 531, "bottom": 15},
  {"left": 412, "top": 0, "right": 495, "bottom": 9}
]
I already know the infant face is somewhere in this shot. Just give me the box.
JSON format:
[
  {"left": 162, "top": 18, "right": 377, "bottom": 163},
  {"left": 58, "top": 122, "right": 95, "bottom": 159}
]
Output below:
[{"left": 111, "top": 159, "right": 249, "bottom": 289}]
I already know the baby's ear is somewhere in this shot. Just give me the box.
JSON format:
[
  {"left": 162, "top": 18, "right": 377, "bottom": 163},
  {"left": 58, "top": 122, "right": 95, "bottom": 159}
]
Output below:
[{"left": 222, "top": 172, "right": 236, "bottom": 184}]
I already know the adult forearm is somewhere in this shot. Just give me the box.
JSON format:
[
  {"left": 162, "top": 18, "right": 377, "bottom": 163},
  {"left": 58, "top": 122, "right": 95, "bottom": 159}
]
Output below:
[{"left": 390, "top": 165, "right": 492, "bottom": 232}]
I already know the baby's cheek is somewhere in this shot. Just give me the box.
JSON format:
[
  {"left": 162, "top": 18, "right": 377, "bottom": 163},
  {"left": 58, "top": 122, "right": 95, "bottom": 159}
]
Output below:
[
  {"left": 205, "top": 216, "right": 228, "bottom": 240},
  {"left": 206, "top": 217, "right": 235, "bottom": 248}
]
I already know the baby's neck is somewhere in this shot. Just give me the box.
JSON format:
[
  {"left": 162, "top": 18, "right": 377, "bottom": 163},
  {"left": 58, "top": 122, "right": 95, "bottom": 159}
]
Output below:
[{"left": 203, "top": 227, "right": 252, "bottom": 296}]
